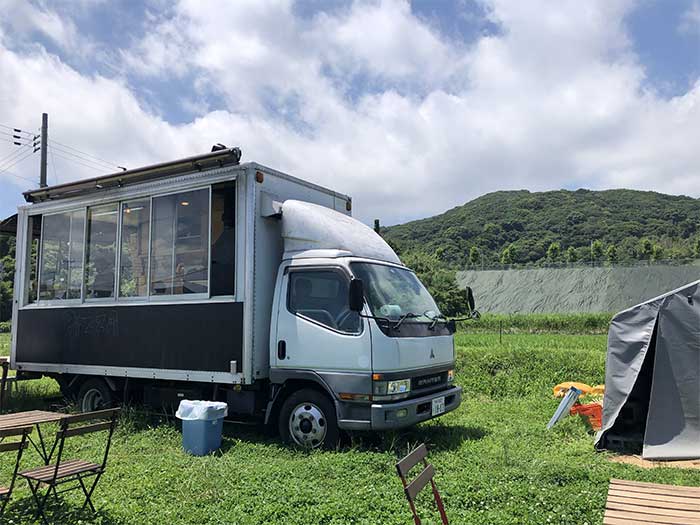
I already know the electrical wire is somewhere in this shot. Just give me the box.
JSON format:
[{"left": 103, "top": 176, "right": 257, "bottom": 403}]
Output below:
[
  {"left": 49, "top": 146, "right": 111, "bottom": 172},
  {"left": 0, "top": 143, "right": 32, "bottom": 168},
  {"left": 48, "top": 138, "right": 121, "bottom": 170},
  {"left": 49, "top": 148, "right": 108, "bottom": 173},
  {"left": 49, "top": 144, "right": 58, "bottom": 185},
  {"left": 0, "top": 130, "right": 35, "bottom": 142},
  {"left": 48, "top": 143, "right": 116, "bottom": 171},
  {"left": 0, "top": 150, "right": 37, "bottom": 182},
  {"left": 0, "top": 123, "right": 34, "bottom": 136}
]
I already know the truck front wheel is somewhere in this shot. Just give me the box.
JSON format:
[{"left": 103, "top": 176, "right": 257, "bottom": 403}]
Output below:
[{"left": 279, "top": 388, "right": 339, "bottom": 449}]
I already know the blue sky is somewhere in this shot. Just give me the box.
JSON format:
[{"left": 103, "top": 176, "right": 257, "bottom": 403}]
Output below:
[{"left": 0, "top": 0, "right": 699, "bottom": 225}]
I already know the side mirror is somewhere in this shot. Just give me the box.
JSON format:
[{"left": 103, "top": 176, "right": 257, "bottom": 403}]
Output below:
[
  {"left": 349, "top": 278, "right": 365, "bottom": 312},
  {"left": 466, "top": 286, "right": 476, "bottom": 312},
  {"left": 446, "top": 319, "right": 457, "bottom": 333}
]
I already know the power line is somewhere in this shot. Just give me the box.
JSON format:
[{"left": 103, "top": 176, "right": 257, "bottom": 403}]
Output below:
[
  {"left": 0, "top": 149, "right": 36, "bottom": 181},
  {"left": 48, "top": 142, "right": 116, "bottom": 170},
  {"left": 0, "top": 134, "right": 36, "bottom": 148},
  {"left": 50, "top": 148, "right": 108, "bottom": 173},
  {"left": 0, "top": 143, "right": 32, "bottom": 168},
  {"left": 0, "top": 123, "right": 34, "bottom": 137},
  {"left": 48, "top": 138, "right": 121, "bottom": 170},
  {"left": 49, "top": 144, "right": 58, "bottom": 185},
  {"left": 0, "top": 130, "right": 36, "bottom": 142}
]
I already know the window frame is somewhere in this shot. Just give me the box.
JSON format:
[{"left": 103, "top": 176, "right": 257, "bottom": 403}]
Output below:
[
  {"left": 84, "top": 202, "right": 120, "bottom": 303},
  {"left": 22, "top": 178, "right": 235, "bottom": 308},
  {"left": 285, "top": 266, "right": 363, "bottom": 336},
  {"left": 35, "top": 207, "right": 87, "bottom": 306}
]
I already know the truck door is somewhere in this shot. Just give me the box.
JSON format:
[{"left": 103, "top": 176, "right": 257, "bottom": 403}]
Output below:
[{"left": 273, "top": 267, "right": 372, "bottom": 373}]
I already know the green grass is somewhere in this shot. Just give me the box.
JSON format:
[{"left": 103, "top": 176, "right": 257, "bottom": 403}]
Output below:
[
  {"left": 1, "top": 332, "right": 9, "bottom": 358},
  {"left": 461, "top": 312, "right": 614, "bottom": 334},
  {"left": 1, "top": 330, "right": 700, "bottom": 524}
]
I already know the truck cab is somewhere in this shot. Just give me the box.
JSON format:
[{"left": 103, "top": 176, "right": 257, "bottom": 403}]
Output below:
[{"left": 268, "top": 201, "right": 462, "bottom": 448}]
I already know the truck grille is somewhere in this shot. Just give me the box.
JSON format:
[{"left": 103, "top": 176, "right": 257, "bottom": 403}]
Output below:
[{"left": 412, "top": 372, "right": 447, "bottom": 391}]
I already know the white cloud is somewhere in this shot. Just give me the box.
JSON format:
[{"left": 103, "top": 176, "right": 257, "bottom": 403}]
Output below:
[
  {"left": 0, "top": 0, "right": 699, "bottom": 227},
  {"left": 679, "top": 1, "right": 700, "bottom": 35}
]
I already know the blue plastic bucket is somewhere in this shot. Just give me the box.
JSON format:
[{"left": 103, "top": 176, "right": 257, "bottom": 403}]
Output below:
[
  {"left": 176, "top": 400, "right": 228, "bottom": 456},
  {"left": 181, "top": 418, "right": 225, "bottom": 456}
]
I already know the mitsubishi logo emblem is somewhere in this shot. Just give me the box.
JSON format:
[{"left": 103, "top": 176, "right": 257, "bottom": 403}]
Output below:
[{"left": 430, "top": 348, "right": 435, "bottom": 359}]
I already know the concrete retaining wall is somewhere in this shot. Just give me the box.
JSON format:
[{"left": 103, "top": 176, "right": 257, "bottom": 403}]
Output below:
[{"left": 457, "top": 263, "right": 700, "bottom": 314}]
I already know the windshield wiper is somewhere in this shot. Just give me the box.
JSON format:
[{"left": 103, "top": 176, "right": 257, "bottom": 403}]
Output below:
[
  {"left": 427, "top": 313, "right": 447, "bottom": 330},
  {"left": 393, "top": 312, "right": 419, "bottom": 330}
]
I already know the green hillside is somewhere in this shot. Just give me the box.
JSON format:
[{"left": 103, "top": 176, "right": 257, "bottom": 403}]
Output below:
[{"left": 383, "top": 189, "right": 700, "bottom": 267}]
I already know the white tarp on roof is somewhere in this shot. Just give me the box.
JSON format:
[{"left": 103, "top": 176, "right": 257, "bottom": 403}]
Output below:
[{"left": 281, "top": 200, "right": 401, "bottom": 264}]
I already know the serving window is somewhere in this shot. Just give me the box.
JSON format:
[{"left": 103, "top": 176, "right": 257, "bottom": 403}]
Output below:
[{"left": 25, "top": 180, "right": 236, "bottom": 306}]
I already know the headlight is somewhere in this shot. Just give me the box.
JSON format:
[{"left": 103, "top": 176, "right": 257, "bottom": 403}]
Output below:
[
  {"left": 447, "top": 369, "right": 455, "bottom": 382},
  {"left": 372, "top": 378, "right": 411, "bottom": 400},
  {"left": 388, "top": 379, "right": 411, "bottom": 394}
]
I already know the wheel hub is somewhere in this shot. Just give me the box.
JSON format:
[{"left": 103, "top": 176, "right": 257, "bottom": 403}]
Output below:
[
  {"left": 289, "top": 402, "right": 327, "bottom": 448},
  {"left": 82, "top": 388, "right": 104, "bottom": 412}
]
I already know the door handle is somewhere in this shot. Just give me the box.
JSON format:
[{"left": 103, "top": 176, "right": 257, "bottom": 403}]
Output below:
[{"left": 277, "top": 340, "right": 287, "bottom": 360}]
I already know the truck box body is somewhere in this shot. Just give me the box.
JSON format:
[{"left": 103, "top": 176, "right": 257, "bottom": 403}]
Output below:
[
  {"left": 11, "top": 152, "right": 350, "bottom": 386},
  {"left": 10, "top": 148, "right": 462, "bottom": 447}
]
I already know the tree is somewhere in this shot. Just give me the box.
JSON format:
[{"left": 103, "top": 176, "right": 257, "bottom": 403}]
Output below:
[
  {"left": 0, "top": 235, "right": 16, "bottom": 323},
  {"left": 651, "top": 244, "right": 664, "bottom": 261},
  {"left": 401, "top": 252, "right": 468, "bottom": 316},
  {"left": 546, "top": 241, "right": 561, "bottom": 262},
  {"left": 639, "top": 237, "right": 653, "bottom": 260},
  {"left": 565, "top": 246, "right": 577, "bottom": 263},
  {"left": 500, "top": 244, "right": 514, "bottom": 265},
  {"left": 694, "top": 238, "right": 700, "bottom": 258},
  {"left": 469, "top": 246, "right": 480, "bottom": 267},
  {"left": 591, "top": 240, "right": 604, "bottom": 263},
  {"left": 605, "top": 244, "right": 618, "bottom": 264}
]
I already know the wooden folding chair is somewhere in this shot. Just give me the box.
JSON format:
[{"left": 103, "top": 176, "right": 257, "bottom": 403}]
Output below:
[
  {"left": 395, "top": 443, "right": 448, "bottom": 525},
  {"left": 19, "top": 408, "right": 119, "bottom": 524},
  {"left": 0, "top": 426, "right": 32, "bottom": 517}
]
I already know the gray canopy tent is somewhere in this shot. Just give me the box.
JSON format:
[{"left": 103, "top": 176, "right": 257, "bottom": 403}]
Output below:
[{"left": 596, "top": 279, "right": 700, "bottom": 460}]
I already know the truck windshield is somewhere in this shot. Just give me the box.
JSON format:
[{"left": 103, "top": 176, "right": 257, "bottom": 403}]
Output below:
[{"left": 350, "top": 262, "right": 441, "bottom": 322}]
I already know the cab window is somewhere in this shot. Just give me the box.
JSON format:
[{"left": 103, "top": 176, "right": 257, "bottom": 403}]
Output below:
[{"left": 287, "top": 270, "right": 360, "bottom": 334}]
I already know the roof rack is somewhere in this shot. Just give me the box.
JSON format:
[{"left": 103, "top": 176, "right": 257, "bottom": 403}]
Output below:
[{"left": 23, "top": 147, "right": 242, "bottom": 203}]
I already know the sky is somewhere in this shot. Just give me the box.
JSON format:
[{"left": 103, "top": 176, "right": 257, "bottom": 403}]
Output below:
[{"left": 0, "top": 0, "right": 699, "bottom": 226}]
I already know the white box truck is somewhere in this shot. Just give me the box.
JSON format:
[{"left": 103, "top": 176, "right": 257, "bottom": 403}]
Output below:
[{"left": 10, "top": 147, "right": 463, "bottom": 447}]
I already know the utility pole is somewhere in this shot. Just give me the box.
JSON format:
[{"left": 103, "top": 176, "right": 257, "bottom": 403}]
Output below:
[{"left": 39, "top": 112, "right": 48, "bottom": 188}]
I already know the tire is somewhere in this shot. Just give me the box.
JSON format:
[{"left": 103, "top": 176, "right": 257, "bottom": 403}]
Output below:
[
  {"left": 77, "top": 378, "right": 114, "bottom": 412},
  {"left": 278, "top": 388, "right": 339, "bottom": 449}
]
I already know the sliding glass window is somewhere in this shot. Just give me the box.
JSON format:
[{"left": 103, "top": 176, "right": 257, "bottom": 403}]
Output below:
[
  {"left": 85, "top": 203, "right": 118, "bottom": 299},
  {"left": 38, "top": 210, "right": 84, "bottom": 301},
  {"left": 210, "top": 181, "right": 236, "bottom": 296},
  {"left": 150, "top": 189, "right": 209, "bottom": 296},
  {"left": 119, "top": 200, "right": 150, "bottom": 298}
]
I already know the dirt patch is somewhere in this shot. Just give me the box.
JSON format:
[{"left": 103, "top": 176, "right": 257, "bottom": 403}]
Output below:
[{"left": 609, "top": 454, "right": 700, "bottom": 470}]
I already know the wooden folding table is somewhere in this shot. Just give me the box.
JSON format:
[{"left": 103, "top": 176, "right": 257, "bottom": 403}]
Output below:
[{"left": 0, "top": 410, "right": 67, "bottom": 465}]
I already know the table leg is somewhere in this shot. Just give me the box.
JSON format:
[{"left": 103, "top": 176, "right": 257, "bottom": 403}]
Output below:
[
  {"left": 0, "top": 361, "right": 8, "bottom": 412},
  {"left": 35, "top": 424, "right": 50, "bottom": 465}
]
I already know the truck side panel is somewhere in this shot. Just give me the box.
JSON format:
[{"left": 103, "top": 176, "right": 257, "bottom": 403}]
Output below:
[{"left": 15, "top": 302, "right": 243, "bottom": 372}]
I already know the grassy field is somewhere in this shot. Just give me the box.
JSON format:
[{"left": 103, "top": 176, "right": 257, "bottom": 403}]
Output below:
[{"left": 1, "top": 330, "right": 700, "bottom": 524}]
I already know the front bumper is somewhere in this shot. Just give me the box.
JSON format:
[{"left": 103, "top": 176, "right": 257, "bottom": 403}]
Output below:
[{"left": 370, "top": 386, "right": 462, "bottom": 430}]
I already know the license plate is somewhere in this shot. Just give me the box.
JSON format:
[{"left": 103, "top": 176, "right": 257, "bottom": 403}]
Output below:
[{"left": 431, "top": 396, "right": 446, "bottom": 416}]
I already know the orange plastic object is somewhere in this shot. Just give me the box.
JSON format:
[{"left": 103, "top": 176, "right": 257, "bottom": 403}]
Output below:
[
  {"left": 553, "top": 382, "right": 593, "bottom": 397},
  {"left": 570, "top": 402, "right": 603, "bottom": 431},
  {"left": 590, "top": 385, "right": 605, "bottom": 395}
]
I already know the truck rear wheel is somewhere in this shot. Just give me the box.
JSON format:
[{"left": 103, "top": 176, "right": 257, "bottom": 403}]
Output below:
[
  {"left": 279, "top": 388, "right": 339, "bottom": 449},
  {"left": 77, "top": 378, "right": 114, "bottom": 412}
]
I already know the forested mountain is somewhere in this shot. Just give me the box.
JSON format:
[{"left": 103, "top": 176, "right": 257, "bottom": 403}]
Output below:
[{"left": 383, "top": 189, "right": 700, "bottom": 267}]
